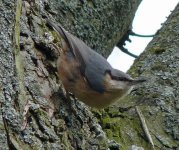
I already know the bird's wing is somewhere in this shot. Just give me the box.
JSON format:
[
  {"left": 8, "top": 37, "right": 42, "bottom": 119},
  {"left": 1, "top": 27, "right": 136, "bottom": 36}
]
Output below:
[
  {"left": 46, "top": 19, "right": 113, "bottom": 93},
  {"left": 46, "top": 19, "right": 86, "bottom": 74}
]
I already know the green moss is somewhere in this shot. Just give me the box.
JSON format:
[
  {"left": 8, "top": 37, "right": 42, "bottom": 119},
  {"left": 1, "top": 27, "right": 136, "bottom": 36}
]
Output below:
[
  {"left": 14, "top": 0, "right": 27, "bottom": 113},
  {"left": 51, "top": 30, "right": 63, "bottom": 43},
  {"left": 150, "top": 47, "right": 166, "bottom": 54},
  {"left": 128, "top": 60, "right": 145, "bottom": 77},
  {"left": 61, "top": 132, "right": 73, "bottom": 150},
  {"left": 151, "top": 62, "right": 167, "bottom": 71},
  {"left": 31, "top": 108, "right": 51, "bottom": 128},
  {"left": 102, "top": 117, "right": 132, "bottom": 149},
  {"left": 97, "top": 105, "right": 160, "bottom": 150}
]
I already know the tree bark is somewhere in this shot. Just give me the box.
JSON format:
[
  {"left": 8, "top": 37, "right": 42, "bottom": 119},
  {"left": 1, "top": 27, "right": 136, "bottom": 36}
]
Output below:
[
  {"left": 47, "top": 0, "right": 141, "bottom": 57},
  {"left": 101, "top": 3, "right": 179, "bottom": 150},
  {"left": 0, "top": 0, "right": 141, "bottom": 149}
]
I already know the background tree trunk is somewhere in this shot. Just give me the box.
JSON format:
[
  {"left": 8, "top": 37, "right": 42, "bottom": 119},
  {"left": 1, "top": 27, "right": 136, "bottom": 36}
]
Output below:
[{"left": 0, "top": 0, "right": 141, "bottom": 149}]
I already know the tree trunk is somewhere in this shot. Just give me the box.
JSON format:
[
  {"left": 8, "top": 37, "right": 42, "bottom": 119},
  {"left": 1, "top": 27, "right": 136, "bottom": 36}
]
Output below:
[
  {"left": 100, "top": 3, "right": 179, "bottom": 150},
  {"left": 0, "top": 0, "right": 141, "bottom": 149}
]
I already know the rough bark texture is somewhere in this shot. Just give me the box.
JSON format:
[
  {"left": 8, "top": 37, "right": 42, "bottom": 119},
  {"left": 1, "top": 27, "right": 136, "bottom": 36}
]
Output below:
[
  {"left": 45, "top": 0, "right": 141, "bottom": 57},
  {"left": 100, "top": 3, "right": 179, "bottom": 150},
  {"left": 0, "top": 0, "right": 141, "bottom": 149}
]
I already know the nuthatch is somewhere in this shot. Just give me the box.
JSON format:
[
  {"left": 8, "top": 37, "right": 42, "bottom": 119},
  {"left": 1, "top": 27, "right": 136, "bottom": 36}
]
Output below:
[{"left": 46, "top": 19, "right": 145, "bottom": 109}]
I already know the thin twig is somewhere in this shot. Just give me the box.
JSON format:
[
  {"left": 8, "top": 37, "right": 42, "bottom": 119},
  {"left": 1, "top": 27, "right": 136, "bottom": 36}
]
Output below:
[
  {"left": 135, "top": 106, "right": 155, "bottom": 150},
  {"left": 119, "top": 46, "right": 138, "bottom": 58},
  {"left": 130, "top": 31, "right": 154, "bottom": 37}
]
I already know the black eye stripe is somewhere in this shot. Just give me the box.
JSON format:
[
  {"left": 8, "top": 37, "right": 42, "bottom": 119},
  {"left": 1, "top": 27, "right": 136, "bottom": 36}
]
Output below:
[
  {"left": 111, "top": 76, "right": 131, "bottom": 81},
  {"left": 105, "top": 70, "right": 132, "bottom": 82}
]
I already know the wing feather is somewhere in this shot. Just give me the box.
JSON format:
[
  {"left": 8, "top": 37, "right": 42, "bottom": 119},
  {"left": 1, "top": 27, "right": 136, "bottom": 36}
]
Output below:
[{"left": 46, "top": 19, "right": 113, "bottom": 93}]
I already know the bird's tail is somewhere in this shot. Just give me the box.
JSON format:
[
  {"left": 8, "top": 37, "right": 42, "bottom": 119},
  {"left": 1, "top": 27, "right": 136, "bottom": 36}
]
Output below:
[
  {"left": 46, "top": 19, "right": 79, "bottom": 57},
  {"left": 46, "top": 19, "right": 70, "bottom": 45}
]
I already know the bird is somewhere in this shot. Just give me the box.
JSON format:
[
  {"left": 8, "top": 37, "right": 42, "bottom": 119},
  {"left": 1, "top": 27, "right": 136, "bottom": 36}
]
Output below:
[{"left": 46, "top": 19, "right": 145, "bottom": 109}]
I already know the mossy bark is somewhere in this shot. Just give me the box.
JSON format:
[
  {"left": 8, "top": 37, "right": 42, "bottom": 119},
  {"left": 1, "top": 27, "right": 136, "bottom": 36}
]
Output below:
[
  {"left": 0, "top": 0, "right": 141, "bottom": 149},
  {"left": 100, "top": 3, "right": 179, "bottom": 150}
]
